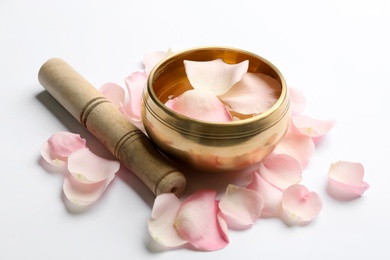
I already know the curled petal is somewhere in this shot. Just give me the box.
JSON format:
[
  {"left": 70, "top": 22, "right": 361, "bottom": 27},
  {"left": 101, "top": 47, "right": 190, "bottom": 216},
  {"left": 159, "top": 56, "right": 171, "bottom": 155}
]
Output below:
[
  {"left": 247, "top": 172, "right": 283, "bottom": 218},
  {"left": 123, "top": 71, "right": 148, "bottom": 122},
  {"left": 174, "top": 190, "right": 229, "bottom": 251},
  {"left": 289, "top": 87, "right": 306, "bottom": 115},
  {"left": 143, "top": 50, "right": 172, "bottom": 75},
  {"left": 219, "top": 73, "right": 279, "bottom": 115},
  {"left": 184, "top": 59, "right": 248, "bottom": 96},
  {"left": 99, "top": 82, "right": 125, "bottom": 109},
  {"left": 41, "top": 132, "right": 87, "bottom": 166},
  {"left": 148, "top": 193, "right": 188, "bottom": 247},
  {"left": 217, "top": 212, "right": 229, "bottom": 244},
  {"left": 219, "top": 184, "right": 264, "bottom": 230},
  {"left": 47, "top": 132, "right": 86, "bottom": 158},
  {"left": 67, "top": 148, "right": 120, "bottom": 184},
  {"left": 41, "top": 142, "right": 67, "bottom": 167},
  {"left": 259, "top": 154, "right": 302, "bottom": 190},
  {"left": 165, "top": 89, "right": 232, "bottom": 122},
  {"left": 327, "top": 161, "right": 369, "bottom": 200},
  {"left": 272, "top": 133, "right": 315, "bottom": 169},
  {"left": 281, "top": 184, "right": 322, "bottom": 225},
  {"left": 63, "top": 172, "right": 115, "bottom": 205},
  {"left": 291, "top": 115, "right": 336, "bottom": 138}
]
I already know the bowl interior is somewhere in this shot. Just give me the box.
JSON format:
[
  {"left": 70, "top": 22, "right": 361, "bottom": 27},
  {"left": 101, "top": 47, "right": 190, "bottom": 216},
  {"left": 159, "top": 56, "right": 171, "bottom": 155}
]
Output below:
[{"left": 150, "top": 47, "right": 283, "bottom": 110}]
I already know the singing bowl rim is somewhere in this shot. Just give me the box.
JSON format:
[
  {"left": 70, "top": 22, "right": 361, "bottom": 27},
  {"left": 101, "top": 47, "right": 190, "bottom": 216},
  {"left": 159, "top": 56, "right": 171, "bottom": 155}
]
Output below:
[{"left": 146, "top": 46, "right": 289, "bottom": 129}]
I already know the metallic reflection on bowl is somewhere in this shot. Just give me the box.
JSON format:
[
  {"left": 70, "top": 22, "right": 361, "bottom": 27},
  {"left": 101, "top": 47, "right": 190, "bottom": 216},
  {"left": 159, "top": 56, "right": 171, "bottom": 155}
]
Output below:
[{"left": 141, "top": 46, "right": 291, "bottom": 172}]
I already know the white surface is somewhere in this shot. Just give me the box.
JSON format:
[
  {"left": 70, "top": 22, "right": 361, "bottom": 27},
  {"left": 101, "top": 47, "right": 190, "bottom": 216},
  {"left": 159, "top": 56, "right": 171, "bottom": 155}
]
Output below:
[{"left": 1, "top": 0, "right": 389, "bottom": 259}]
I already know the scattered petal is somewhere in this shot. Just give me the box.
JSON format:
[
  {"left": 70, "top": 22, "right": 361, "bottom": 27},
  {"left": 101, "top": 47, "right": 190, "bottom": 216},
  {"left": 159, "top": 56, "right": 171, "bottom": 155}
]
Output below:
[
  {"left": 41, "top": 132, "right": 87, "bottom": 166},
  {"left": 40, "top": 142, "right": 67, "bottom": 167},
  {"left": 259, "top": 154, "right": 302, "bottom": 190},
  {"left": 219, "top": 73, "right": 279, "bottom": 115},
  {"left": 281, "top": 184, "right": 322, "bottom": 225},
  {"left": 63, "top": 172, "right": 115, "bottom": 205},
  {"left": 123, "top": 71, "right": 148, "bottom": 121},
  {"left": 327, "top": 161, "right": 369, "bottom": 200},
  {"left": 144, "top": 50, "right": 172, "bottom": 75},
  {"left": 47, "top": 132, "right": 87, "bottom": 158},
  {"left": 289, "top": 87, "right": 306, "bottom": 115},
  {"left": 174, "top": 190, "right": 229, "bottom": 251},
  {"left": 184, "top": 59, "right": 249, "bottom": 96},
  {"left": 272, "top": 133, "right": 315, "bottom": 169},
  {"left": 219, "top": 184, "right": 264, "bottom": 230},
  {"left": 217, "top": 212, "right": 229, "bottom": 243},
  {"left": 99, "top": 82, "right": 125, "bottom": 109},
  {"left": 148, "top": 193, "right": 188, "bottom": 247},
  {"left": 291, "top": 115, "right": 336, "bottom": 138},
  {"left": 39, "top": 51, "right": 369, "bottom": 253},
  {"left": 165, "top": 89, "right": 232, "bottom": 122},
  {"left": 67, "top": 148, "right": 120, "bottom": 184},
  {"left": 247, "top": 172, "right": 283, "bottom": 218}
]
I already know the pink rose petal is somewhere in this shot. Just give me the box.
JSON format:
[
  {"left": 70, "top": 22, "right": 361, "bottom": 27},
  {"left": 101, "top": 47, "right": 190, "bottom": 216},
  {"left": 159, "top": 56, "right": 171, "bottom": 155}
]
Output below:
[
  {"left": 123, "top": 71, "right": 148, "bottom": 122},
  {"left": 219, "top": 73, "right": 279, "bottom": 115},
  {"left": 67, "top": 148, "right": 120, "bottom": 184},
  {"left": 327, "top": 161, "right": 369, "bottom": 200},
  {"left": 40, "top": 142, "right": 67, "bottom": 167},
  {"left": 99, "top": 82, "right": 125, "bottom": 109},
  {"left": 247, "top": 172, "right": 283, "bottom": 218},
  {"left": 41, "top": 132, "right": 87, "bottom": 166},
  {"left": 291, "top": 115, "right": 336, "bottom": 138},
  {"left": 281, "top": 184, "right": 322, "bottom": 225},
  {"left": 47, "top": 132, "right": 87, "bottom": 158},
  {"left": 219, "top": 184, "right": 264, "bottom": 230},
  {"left": 144, "top": 50, "right": 172, "bottom": 75},
  {"left": 272, "top": 133, "right": 315, "bottom": 169},
  {"left": 217, "top": 212, "right": 229, "bottom": 244},
  {"left": 63, "top": 172, "right": 115, "bottom": 205},
  {"left": 165, "top": 89, "right": 232, "bottom": 122},
  {"left": 289, "top": 87, "right": 306, "bottom": 115},
  {"left": 258, "top": 154, "right": 302, "bottom": 190},
  {"left": 148, "top": 193, "right": 188, "bottom": 248},
  {"left": 174, "top": 190, "right": 229, "bottom": 251},
  {"left": 184, "top": 59, "right": 249, "bottom": 96}
]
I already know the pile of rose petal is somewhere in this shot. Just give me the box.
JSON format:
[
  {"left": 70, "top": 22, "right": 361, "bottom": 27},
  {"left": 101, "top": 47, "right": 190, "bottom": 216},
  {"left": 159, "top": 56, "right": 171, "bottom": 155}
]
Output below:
[
  {"left": 165, "top": 59, "right": 280, "bottom": 122},
  {"left": 41, "top": 132, "right": 120, "bottom": 205},
  {"left": 39, "top": 50, "right": 370, "bottom": 251}
]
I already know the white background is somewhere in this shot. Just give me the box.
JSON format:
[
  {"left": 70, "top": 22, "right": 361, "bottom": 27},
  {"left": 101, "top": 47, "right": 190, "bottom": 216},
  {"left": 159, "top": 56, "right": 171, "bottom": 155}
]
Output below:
[{"left": 1, "top": 0, "right": 389, "bottom": 259}]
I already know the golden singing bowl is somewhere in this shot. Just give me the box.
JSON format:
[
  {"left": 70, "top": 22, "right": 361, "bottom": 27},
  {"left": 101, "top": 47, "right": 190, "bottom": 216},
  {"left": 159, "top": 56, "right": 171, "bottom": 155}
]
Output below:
[{"left": 141, "top": 46, "right": 291, "bottom": 172}]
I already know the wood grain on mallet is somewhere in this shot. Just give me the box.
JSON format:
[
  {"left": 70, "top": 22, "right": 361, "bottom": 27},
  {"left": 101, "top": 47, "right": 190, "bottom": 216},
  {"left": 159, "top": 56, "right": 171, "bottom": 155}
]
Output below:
[{"left": 38, "top": 58, "right": 186, "bottom": 196}]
